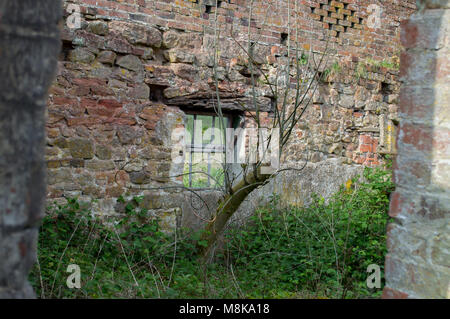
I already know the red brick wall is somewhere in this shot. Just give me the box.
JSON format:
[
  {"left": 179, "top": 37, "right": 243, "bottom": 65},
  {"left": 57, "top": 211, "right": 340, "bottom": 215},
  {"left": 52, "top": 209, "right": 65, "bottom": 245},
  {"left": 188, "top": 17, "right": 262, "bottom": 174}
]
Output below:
[{"left": 66, "top": 0, "right": 415, "bottom": 60}]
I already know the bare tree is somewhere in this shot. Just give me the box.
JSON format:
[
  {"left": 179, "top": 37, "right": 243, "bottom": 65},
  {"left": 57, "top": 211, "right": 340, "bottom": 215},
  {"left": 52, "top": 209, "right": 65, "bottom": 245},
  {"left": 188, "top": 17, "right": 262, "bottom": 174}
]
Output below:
[
  {"left": 194, "top": 0, "right": 331, "bottom": 259},
  {"left": 0, "top": 0, "right": 61, "bottom": 298}
]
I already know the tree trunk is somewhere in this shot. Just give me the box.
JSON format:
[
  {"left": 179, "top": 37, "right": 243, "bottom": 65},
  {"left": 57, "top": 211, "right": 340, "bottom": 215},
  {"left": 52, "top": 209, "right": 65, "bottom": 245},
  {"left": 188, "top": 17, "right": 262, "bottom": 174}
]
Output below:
[
  {"left": 199, "top": 167, "right": 271, "bottom": 259},
  {"left": 0, "top": 0, "right": 61, "bottom": 298}
]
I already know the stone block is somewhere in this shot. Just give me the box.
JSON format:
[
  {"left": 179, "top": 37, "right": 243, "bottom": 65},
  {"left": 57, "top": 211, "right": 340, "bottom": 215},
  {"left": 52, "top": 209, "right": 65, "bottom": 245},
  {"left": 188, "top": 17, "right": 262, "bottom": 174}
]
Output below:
[
  {"left": 69, "top": 138, "right": 94, "bottom": 159},
  {"left": 116, "top": 54, "right": 143, "bottom": 72},
  {"left": 68, "top": 48, "right": 95, "bottom": 64}
]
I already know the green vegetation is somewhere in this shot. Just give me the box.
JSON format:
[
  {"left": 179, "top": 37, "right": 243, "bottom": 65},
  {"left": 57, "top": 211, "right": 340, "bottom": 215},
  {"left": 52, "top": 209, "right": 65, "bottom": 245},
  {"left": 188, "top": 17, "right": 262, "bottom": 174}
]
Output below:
[
  {"left": 183, "top": 161, "right": 225, "bottom": 189},
  {"left": 355, "top": 61, "right": 368, "bottom": 81},
  {"left": 321, "top": 61, "right": 342, "bottom": 82},
  {"left": 320, "top": 57, "right": 400, "bottom": 82},
  {"left": 354, "top": 57, "right": 400, "bottom": 81},
  {"left": 225, "top": 167, "right": 393, "bottom": 298},
  {"left": 365, "top": 57, "right": 400, "bottom": 71},
  {"left": 298, "top": 53, "right": 309, "bottom": 66},
  {"left": 30, "top": 167, "right": 393, "bottom": 299}
]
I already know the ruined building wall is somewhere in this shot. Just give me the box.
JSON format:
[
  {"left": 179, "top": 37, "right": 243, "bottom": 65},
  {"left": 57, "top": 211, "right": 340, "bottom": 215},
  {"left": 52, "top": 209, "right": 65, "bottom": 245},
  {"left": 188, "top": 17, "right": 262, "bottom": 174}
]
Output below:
[
  {"left": 384, "top": 0, "right": 450, "bottom": 299},
  {"left": 46, "top": 0, "right": 415, "bottom": 229}
]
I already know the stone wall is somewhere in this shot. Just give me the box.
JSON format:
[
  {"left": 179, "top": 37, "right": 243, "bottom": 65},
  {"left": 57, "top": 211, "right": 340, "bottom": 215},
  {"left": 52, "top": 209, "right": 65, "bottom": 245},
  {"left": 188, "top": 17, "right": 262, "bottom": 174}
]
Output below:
[
  {"left": 230, "top": 158, "right": 364, "bottom": 225},
  {"left": 384, "top": 0, "right": 450, "bottom": 299},
  {"left": 46, "top": 0, "right": 415, "bottom": 228}
]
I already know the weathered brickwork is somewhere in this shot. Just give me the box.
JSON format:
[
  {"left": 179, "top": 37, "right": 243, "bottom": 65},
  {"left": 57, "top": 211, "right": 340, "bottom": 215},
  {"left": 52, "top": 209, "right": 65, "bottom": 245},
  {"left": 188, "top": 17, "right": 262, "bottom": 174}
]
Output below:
[
  {"left": 309, "top": 0, "right": 365, "bottom": 38},
  {"left": 46, "top": 0, "right": 415, "bottom": 228},
  {"left": 384, "top": 0, "right": 450, "bottom": 299}
]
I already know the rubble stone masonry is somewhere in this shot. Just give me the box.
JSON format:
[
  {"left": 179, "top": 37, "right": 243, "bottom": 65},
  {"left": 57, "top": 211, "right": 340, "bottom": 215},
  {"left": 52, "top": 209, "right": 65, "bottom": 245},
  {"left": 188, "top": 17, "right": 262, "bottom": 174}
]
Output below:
[{"left": 47, "top": 1, "right": 416, "bottom": 232}]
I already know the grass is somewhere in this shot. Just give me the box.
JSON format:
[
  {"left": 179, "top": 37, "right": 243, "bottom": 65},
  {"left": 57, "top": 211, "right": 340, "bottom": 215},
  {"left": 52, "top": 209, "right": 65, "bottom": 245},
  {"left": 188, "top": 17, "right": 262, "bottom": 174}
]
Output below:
[{"left": 29, "top": 167, "right": 393, "bottom": 299}]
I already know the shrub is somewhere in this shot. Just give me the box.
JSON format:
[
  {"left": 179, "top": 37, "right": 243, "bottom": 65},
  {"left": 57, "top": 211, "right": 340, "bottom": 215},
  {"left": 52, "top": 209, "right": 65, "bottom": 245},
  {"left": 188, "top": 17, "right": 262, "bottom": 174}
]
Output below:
[
  {"left": 29, "top": 197, "right": 202, "bottom": 298},
  {"left": 30, "top": 167, "right": 393, "bottom": 299},
  {"left": 222, "top": 167, "right": 394, "bottom": 298}
]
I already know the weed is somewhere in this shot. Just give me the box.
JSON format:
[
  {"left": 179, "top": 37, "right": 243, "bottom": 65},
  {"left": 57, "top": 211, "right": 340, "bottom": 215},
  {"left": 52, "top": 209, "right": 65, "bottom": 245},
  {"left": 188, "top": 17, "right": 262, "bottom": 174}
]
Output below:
[{"left": 30, "top": 167, "right": 393, "bottom": 299}]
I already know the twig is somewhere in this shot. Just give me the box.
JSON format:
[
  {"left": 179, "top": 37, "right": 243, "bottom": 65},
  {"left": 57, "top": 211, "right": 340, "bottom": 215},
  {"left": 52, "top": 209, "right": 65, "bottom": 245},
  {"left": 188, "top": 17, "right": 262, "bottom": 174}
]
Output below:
[
  {"left": 113, "top": 228, "right": 144, "bottom": 298},
  {"left": 50, "top": 217, "right": 82, "bottom": 297},
  {"left": 35, "top": 255, "right": 45, "bottom": 299},
  {"left": 230, "top": 263, "right": 244, "bottom": 298},
  {"left": 168, "top": 228, "right": 177, "bottom": 287}
]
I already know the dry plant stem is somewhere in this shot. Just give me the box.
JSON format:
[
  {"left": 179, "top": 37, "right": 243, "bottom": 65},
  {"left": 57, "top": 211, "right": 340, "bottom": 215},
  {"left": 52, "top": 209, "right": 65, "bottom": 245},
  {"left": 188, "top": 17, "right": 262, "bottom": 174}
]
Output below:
[
  {"left": 113, "top": 228, "right": 144, "bottom": 298},
  {"left": 230, "top": 263, "right": 244, "bottom": 298},
  {"left": 147, "top": 253, "right": 166, "bottom": 292},
  {"left": 168, "top": 228, "right": 177, "bottom": 287},
  {"left": 50, "top": 218, "right": 82, "bottom": 297},
  {"left": 148, "top": 257, "right": 161, "bottom": 298},
  {"left": 35, "top": 257, "right": 45, "bottom": 299},
  {"left": 90, "top": 233, "right": 109, "bottom": 281}
]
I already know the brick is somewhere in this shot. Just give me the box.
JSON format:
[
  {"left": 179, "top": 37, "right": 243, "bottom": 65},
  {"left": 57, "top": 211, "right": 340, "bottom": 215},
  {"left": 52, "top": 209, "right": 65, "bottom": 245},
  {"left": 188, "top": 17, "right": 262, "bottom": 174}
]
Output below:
[
  {"left": 330, "top": 1, "right": 344, "bottom": 8},
  {"left": 337, "top": 8, "right": 351, "bottom": 16},
  {"left": 313, "top": 8, "right": 328, "bottom": 16},
  {"left": 330, "top": 13, "right": 344, "bottom": 20},
  {"left": 321, "top": 5, "right": 336, "bottom": 12},
  {"left": 331, "top": 24, "right": 345, "bottom": 32},
  {"left": 359, "top": 144, "right": 372, "bottom": 153},
  {"left": 310, "top": 13, "right": 321, "bottom": 21},
  {"left": 339, "top": 19, "right": 352, "bottom": 27},
  {"left": 329, "top": 30, "right": 338, "bottom": 37},
  {"left": 323, "top": 17, "right": 338, "bottom": 24},
  {"left": 98, "top": 99, "right": 123, "bottom": 109},
  {"left": 53, "top": 97, "right": 78, "bottom": 107},
  {"left": 86, "top": 106, "right": 115, "bottom": 117},
  {"left": 347, "top": 15, "right": 359, "bottom": 24},
  {"left": 67, "top": 117, "right": 101, "bottom": 126}
]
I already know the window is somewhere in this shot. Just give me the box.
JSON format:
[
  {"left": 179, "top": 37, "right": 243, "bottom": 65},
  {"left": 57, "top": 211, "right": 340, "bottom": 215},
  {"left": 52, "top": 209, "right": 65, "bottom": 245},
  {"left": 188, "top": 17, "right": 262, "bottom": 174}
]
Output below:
[{"left": 183, "top": 113, "right": 232, "bottom": 188}]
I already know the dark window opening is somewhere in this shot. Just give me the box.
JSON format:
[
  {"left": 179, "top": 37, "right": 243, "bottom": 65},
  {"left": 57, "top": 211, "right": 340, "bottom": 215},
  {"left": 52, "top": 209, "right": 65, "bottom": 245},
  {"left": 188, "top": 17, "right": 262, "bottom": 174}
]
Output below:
[
  {"left": 280, "top": 33, "right": 288, "bottom": 45},
  {"left": 380, "top": 82, "right": 391, "bottom": 95},
  {"left": 148, "top": 84, "right": 168, "bottom": 102},
  {"left": 60, "top": 40, "right": 74, "bottom": 61}
]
